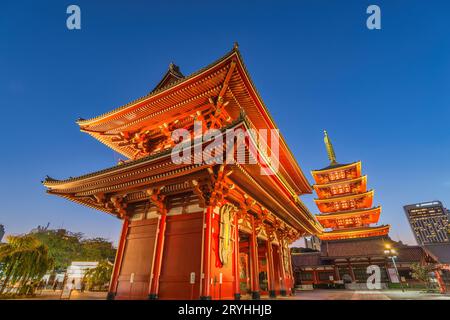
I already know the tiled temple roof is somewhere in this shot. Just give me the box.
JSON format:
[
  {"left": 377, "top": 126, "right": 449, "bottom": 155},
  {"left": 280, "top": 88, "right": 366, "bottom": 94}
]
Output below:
[
  {"left": 320, "top": 237, "right": 390, "bottom": 258},
  {"left": 312, "top": 161, "right": 361, "bottom": 174},
  {"left": 319, "top": 237, "right": 436, "bottom": 263},
  {"left": 423, "top": 243, "right": 450, "bottom": 264},
  {"left": 396, "top": 246, "right": 431, "bottom": 263},
  {"left": 71, "top": 44, "right": 312, "bottom": 195},
  {"left": 292, "top": 240, "right": 436, "bottom": 269},
  {"left": 151, "top": 63, "right": 185, "bottom": 93},
  {"left": 292, "top": 252, "right": 322, "bottom": 268}
]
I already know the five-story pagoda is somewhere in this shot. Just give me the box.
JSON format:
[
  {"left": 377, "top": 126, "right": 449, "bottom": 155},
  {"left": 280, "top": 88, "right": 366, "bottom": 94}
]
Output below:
[{"left": 311, "top": 131, "right": 390, "bottom": 241}]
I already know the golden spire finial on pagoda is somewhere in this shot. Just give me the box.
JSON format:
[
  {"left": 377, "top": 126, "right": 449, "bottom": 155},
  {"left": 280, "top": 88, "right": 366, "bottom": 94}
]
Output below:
[{"left": 323, "top": 130, "right": 337, "bottom": 165}]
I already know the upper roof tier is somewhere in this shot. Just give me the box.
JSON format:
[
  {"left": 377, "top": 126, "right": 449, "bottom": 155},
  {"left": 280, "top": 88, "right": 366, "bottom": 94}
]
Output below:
[
  {"left": 151, "top": 63, "right": 185, "bottom": 92},
  {"left": 75, "top": 45, "right": 311, "bottom": 195},
  {"left": 311, "top": 161, "right": 362, "bottom": 185},
  {"left": 311, "top": 131, "right": 362, "bottom": 182}
]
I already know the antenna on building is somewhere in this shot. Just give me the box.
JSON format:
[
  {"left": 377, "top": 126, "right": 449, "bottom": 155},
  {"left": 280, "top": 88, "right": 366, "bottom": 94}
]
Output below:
[{"left": 396, "top": 230, "right": 403, "bottom": 245}]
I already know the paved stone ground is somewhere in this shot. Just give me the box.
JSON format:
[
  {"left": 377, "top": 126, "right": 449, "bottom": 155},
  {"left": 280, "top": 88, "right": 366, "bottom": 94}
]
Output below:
[
  {"left": 277, "top": 289, "right": 450, "bottom": 300},
  {"left": 11, "top": 289, "right": 450, "bottom": 300},
  {"left": 15, "top": 289, "right": 107, "bottom": 300}
]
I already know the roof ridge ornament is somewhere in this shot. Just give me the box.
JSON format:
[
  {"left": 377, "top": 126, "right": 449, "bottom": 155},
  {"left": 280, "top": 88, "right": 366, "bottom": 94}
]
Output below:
[
  {"left": 323, "top": 130, "right": 337, "bottom": 165},
  {"left": 168, "top": 62, "right": 183, "bottom": 76}
]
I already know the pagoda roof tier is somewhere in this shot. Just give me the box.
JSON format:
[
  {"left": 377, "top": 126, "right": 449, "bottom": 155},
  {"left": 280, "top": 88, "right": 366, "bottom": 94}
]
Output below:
[
  {"left": 311, "top": 161, "right": 361, "bottom": 175},
  {"left": 313, "top": 175, "right": 367, "bottom": 190},
  {"left": 315, "top": 206, "right": 381, "bottom": 229},
  {"left": 74, "top": 45, "right": 311, "bottom": 195},
  {"left": 314, "top": 189, "right": 374, "bottom": 203},
  {"left": 311, "top": 161, "right": 362, "bottom": 185},
  {"left": 314, "top": 190, "right": 374, "bottom": 214},
  {"left": 43, "top": 119, "right": 322, "bottom": 235},
  {"left": 318, "top": 225, "right": 390, "bottom": 241},
  {"left": 313, "top": 175, "right": 367, "bottom": 199}
]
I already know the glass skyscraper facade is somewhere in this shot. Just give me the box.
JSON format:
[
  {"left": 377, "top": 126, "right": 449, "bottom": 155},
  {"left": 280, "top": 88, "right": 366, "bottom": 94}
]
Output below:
[{"left": 404, "top": 201, "right": 450, "bottom": 245}]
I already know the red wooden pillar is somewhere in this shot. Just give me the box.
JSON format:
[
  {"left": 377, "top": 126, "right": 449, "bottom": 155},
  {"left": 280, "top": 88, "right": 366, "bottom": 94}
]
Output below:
[
  {"left": 232, "top": 213, "right": 241, "bottom": 299},
  {"left": 107, "top": 217, "right": 129, "bottom": 300},
  {"left": 286, "top": 246, "right": 294, "bottom": 295},
  {"left": 312, "top": 269, "right": 318, "bottom": 284},
  {"left": 249, "top": 215, "right": 260, "bottom": 299},
  {"left": 348, "top": 260, "right": 356, "bottom": 283},
  {"left": 267, "top": 240, "right": 276, "bottom": 298},
  {"left": 334, "top": 265, "right": 340, "bottom": 281},
  {"left": 435, "top": 270, "right": 447, "bottom": 294},
  {"left": 278, "top": 240, "right": 288, "bottom": 296},
  {"left": 200, "top": 206, "right": 213, "bottom": 299},
  {"left": 148, "top": 212, "right": 167, "bottom": 299}
]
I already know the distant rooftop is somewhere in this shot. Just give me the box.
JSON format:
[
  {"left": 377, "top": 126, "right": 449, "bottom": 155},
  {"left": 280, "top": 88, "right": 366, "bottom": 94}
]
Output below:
[
  {"left": 424, "top": 243, "right": 450, "bottom": 264},
  {"left": 404, "top": 201, "right": 444, "bottom": 209}
]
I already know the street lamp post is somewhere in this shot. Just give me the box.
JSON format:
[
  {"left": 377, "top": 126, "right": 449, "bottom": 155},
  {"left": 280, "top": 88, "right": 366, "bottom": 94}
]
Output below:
[{"left": 384, "top": 246, "right": 405, "bottom": 292}]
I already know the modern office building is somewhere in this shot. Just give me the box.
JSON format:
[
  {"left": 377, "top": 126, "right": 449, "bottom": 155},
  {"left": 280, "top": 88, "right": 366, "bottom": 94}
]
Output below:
[
  {"left": 0, "top": 224, "right": 4, "bottom": 242},
  {"left": 304, "top": 235, "right": 321, "bottom": 251},
  {"left": 404, "top": 201, "right": 450, "bottom": 245},
  {"left": 66, "top": 261, "right": 99, "bottom": 290}
]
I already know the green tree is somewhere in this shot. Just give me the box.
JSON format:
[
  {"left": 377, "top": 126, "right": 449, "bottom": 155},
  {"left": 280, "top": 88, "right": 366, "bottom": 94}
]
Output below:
[
  {"left": 83, "top": 260, "right": 113, "bottom": 291},
  {"left": 81, "top": 238, "right": 116, "bottom": 262},
  {"left": 0, "top": 235, "right": 53, "bottom": 295},
  {"left": 32, "top": 229, "right": 83, "bottom": 270},
  {"left": 411, "top": 263, "right": 434, "bottom": 289},
  {"left": 31, "top": 229, "right": 116, "bottom": 270}
]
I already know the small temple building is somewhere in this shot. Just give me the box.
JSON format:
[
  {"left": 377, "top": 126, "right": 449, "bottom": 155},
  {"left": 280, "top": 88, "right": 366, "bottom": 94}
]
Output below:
[
  {"left": 43, "top": 45, "right": 323, "bottom": 300},
  {"left": 292, "top": 132, "right": 438, "bottom": 288}
]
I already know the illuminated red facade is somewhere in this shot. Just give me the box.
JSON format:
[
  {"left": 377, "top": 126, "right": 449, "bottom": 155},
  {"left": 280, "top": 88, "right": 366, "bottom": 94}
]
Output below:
[{"left": 43, "top": 45, "right": 323, "bottom": 300}]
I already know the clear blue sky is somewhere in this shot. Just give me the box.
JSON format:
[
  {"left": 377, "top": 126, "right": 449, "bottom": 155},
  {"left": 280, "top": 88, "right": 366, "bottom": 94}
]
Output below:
[{"left": 2, "top": 0, "right": 450, "bottom": 245}]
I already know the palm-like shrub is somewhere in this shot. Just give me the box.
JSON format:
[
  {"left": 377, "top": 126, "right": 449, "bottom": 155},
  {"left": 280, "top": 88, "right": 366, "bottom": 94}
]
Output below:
[
  {"left": 83, "top": 261, "right": 113, "bottom": 291},
  {"left": 0, "top": 235, "right": 53, "bottom": 295}
]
